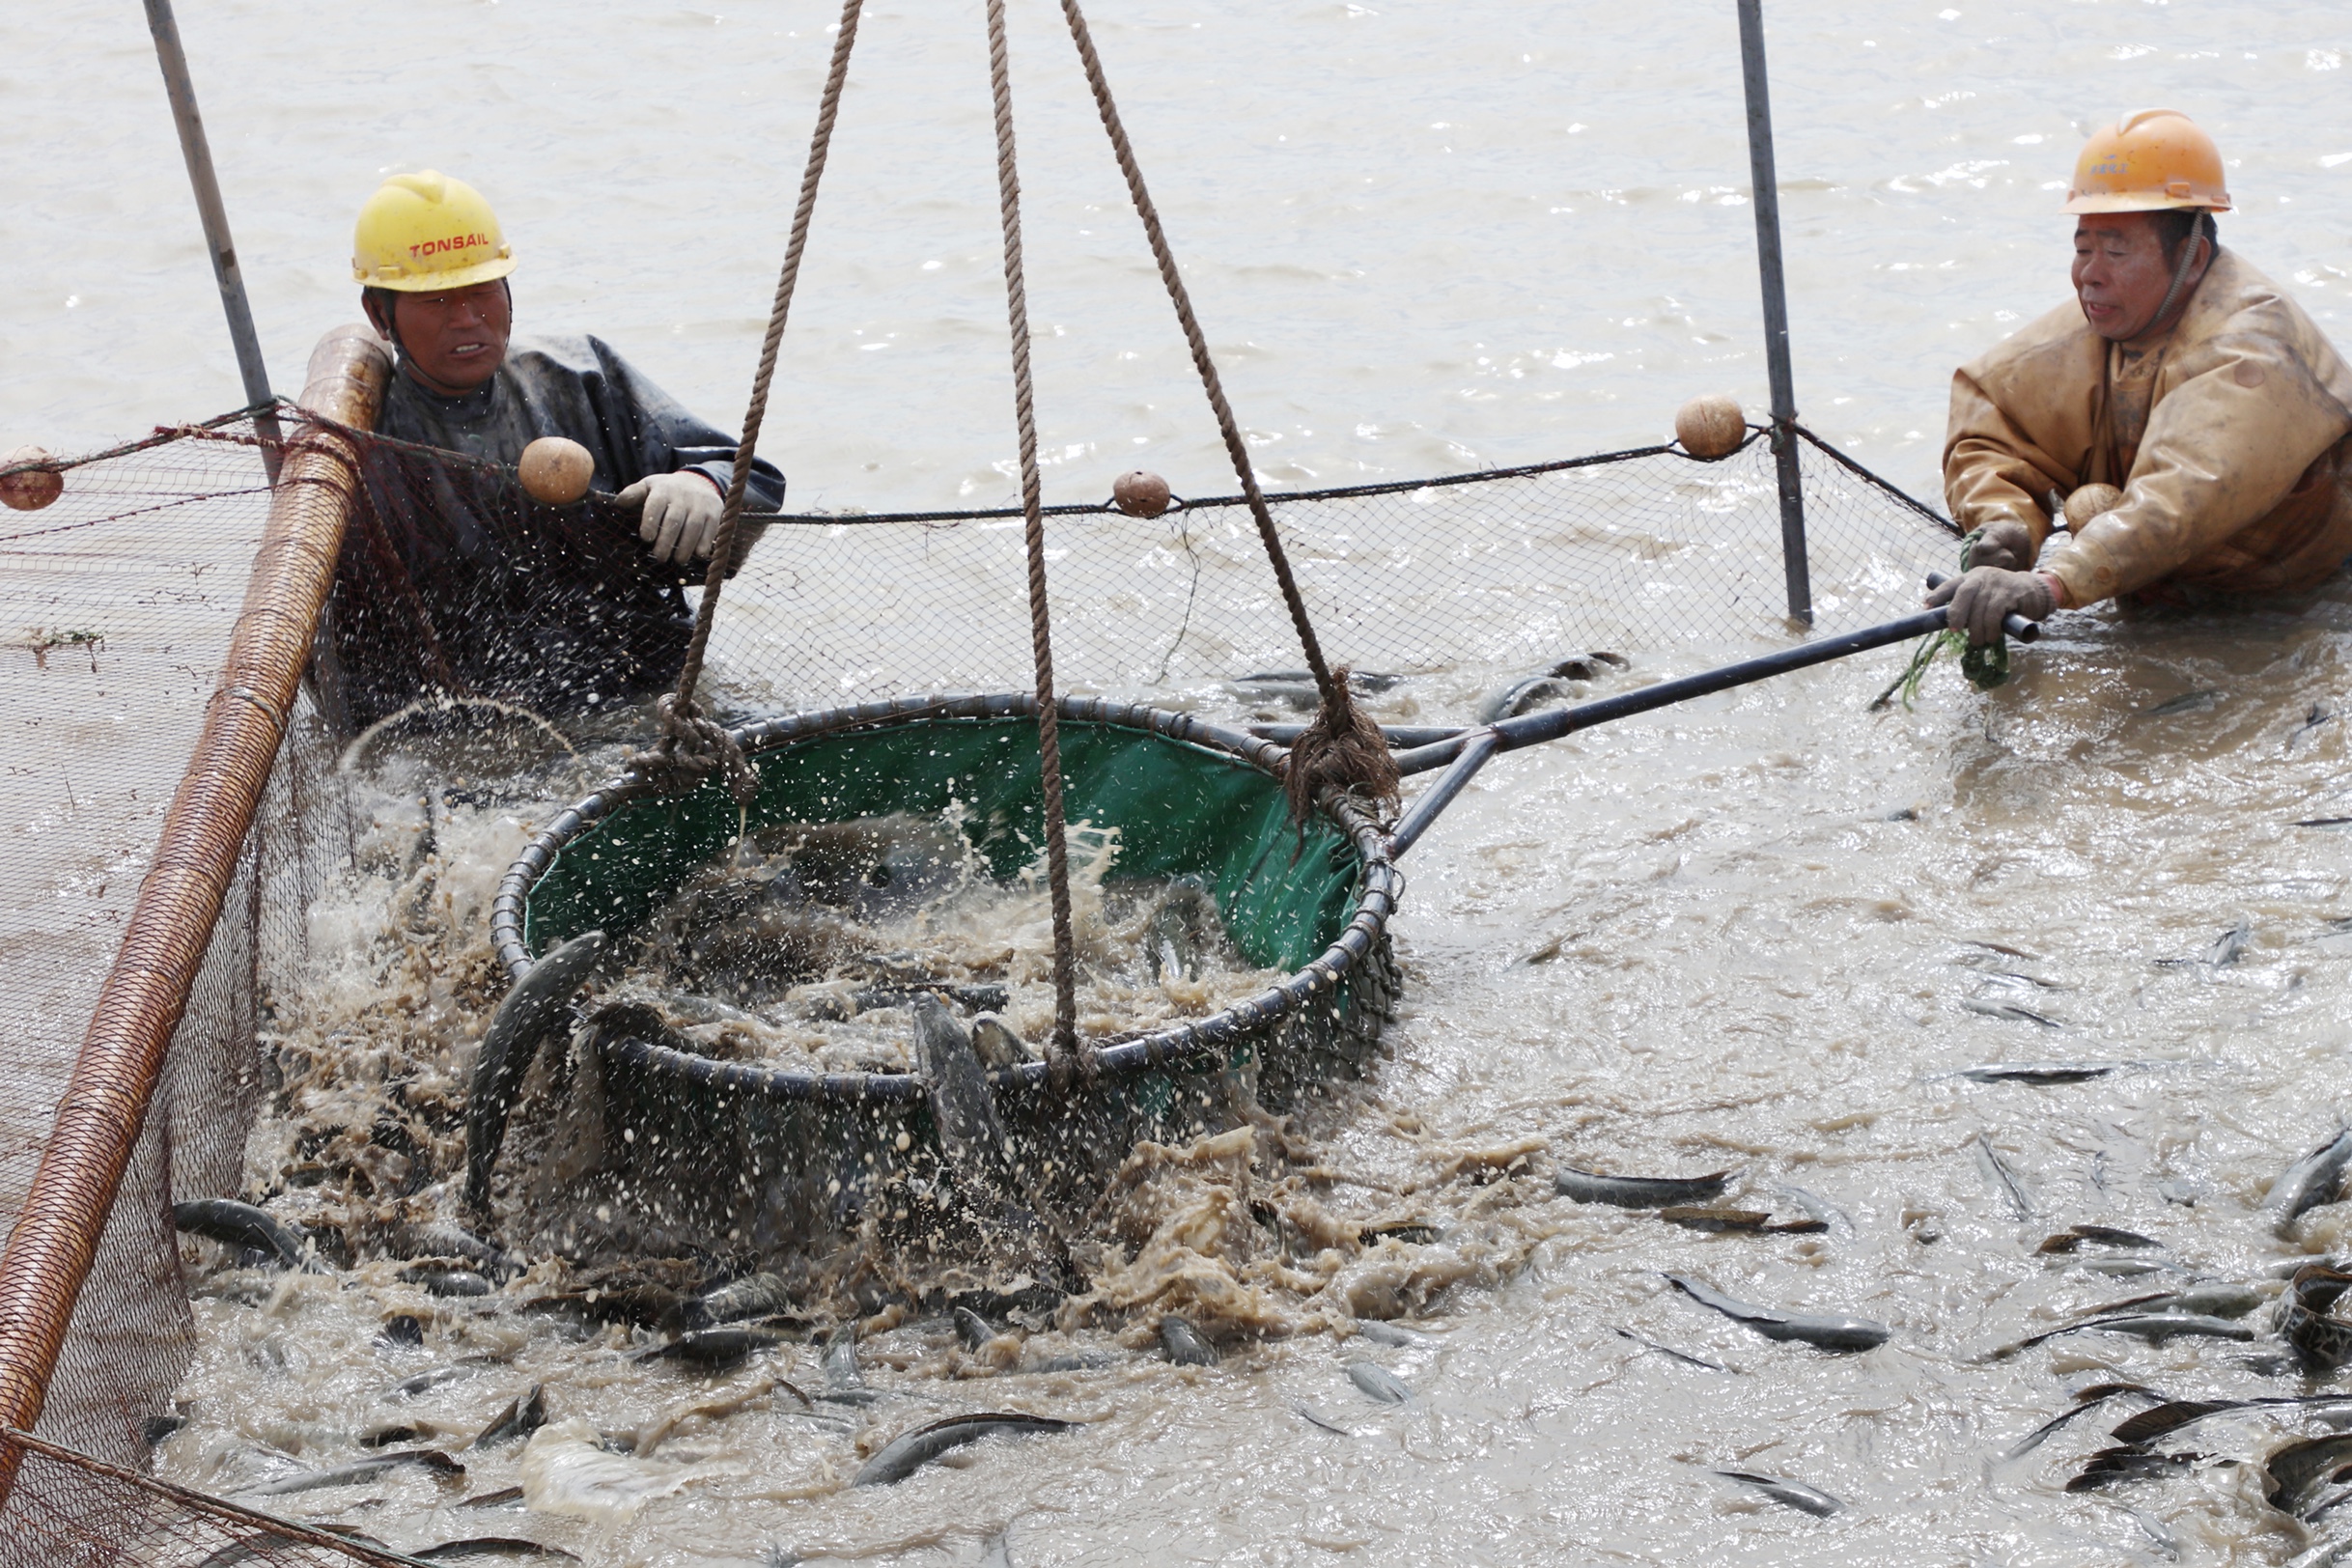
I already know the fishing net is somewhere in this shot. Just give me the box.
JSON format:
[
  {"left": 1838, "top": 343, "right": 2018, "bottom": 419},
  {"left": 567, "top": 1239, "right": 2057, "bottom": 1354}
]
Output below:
[{"left": 0, "top": 398, "right": 1954, "bottom": 1556}]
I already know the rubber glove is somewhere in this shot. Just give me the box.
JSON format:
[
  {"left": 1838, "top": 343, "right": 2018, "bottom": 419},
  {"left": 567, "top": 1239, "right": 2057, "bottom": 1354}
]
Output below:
[
  {"left": 1965, "top": 519, "right": 2035, "bottom": 573},
  {"left": 619, "top": 471, "right": 725, "bottom": 563},
  {"left": 1924, "top": 566, "right": 2058, "bottom": 647}
]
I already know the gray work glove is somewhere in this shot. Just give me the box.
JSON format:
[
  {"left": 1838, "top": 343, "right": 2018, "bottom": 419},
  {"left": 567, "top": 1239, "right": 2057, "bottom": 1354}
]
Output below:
[
  {"left": 1965, "top": 519, "right": 2034, "bottom": 573},
  {"left": 1924, "top": 566, "right": 2057, "bottom": 647},
  {"left": 619, "top": 470, "right": 725, "bottom": 563}
]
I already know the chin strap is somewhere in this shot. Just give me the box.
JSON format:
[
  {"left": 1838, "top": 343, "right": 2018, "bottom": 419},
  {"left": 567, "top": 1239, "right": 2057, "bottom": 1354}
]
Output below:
[{"left": 2150, "top": 219, "right": 2212, "bottom": 333}]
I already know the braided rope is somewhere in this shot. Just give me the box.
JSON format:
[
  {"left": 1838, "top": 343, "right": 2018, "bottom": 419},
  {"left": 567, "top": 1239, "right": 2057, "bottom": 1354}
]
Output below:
[
  {"left": 986, "top": 0, "right": 1082, "bottom": 1078},
  {"left": 652, "top": 0, "right": 866, "bottom": 803},
  {"left": 1053, "top": 0, "right": 1337, "bottom": 710}
]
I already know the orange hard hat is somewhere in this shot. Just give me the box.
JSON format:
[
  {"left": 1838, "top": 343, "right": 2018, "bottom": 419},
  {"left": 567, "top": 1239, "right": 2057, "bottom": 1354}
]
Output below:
[{"left": 2065, "top": 109, "right": 2231, "bottom": 214}]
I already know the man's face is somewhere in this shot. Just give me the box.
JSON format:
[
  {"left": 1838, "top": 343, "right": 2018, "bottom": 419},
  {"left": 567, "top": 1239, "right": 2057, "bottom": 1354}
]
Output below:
[
  {"left": 2071, "top": 213, "right": 2188, "bottom": 342},
  {"left": 373, "top": 281, "right": 512, "bottom": 394}
]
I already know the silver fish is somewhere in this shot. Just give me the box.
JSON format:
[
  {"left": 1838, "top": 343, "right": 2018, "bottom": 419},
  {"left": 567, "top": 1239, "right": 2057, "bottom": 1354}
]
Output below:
[
  {"left": 1555, "top": 1165, "right": 1734, "bottom": 1209},
  {"left": 911, "top": 993, "right": 1010, "bottom": 1178},
  {"left": 2268, "top": 1129, "right": 2352, "bottom": 1236},
  {"left": 1160, "top": 1316, "right": 1218, "bottom": 1366},
  {"left": 386, "top": 1364, "right": 483, "bottom": 1400},
  {"left": 1294, "top": 1404, "right": 1353, "bottom": 1435},
  {"left": 1712, "top": 1470, "right": 1843, "bottom": 1518},
  {"left": 242, "top": 1447, "right": 463, "bottom": 1497},
  {"left": 411, "top": 1539, "right": 580, "bottom": 1563},
  {"left": 2270, "top": 1434, "right": 2352, "bottom": 1519},
  {"left": 853, "top": 1413, "right": 1077, "bottom": 1486},
  {"left": 634, "top": 1328, "right": 784, "bottom": 1370},
  {"left": 171, "top": 1198, "right": 314, "bottom": 1272},
  {"left": 683, "top": 1272, "right": 797, "bottom": 1330},
  {"left": 1346, "top": 1362, "right": 1413, "bottom": 1404},
  {"left": 1975, "top": 1133, "right": 2035, "bottom": 1220},
  {"left": 464, "top": 929, "right": 605, "bottom": 1211},
  {"left": 969, "top": 1013, "right": 1034, "bottom": 1069},
  {"left": 469, "top": 1386, "right": 546, "bottom": 1450},
  {"left": 2140, "top": 688, "right": 2222, "bottom": 717},
  {"left": 402, "top": 1264, "right": 492, "bottom": 1299},
  {"left": 1773, "top": 1185, "right": 1855, "bottom": 1238},
  {"left": 1615, "top": 1328, "right": 1734, "bottom": 1373},
  {"left": 1664, "top": 1274, "right": 1890, "bottom": 1352},
  {"left": 1952, "top": 1061, "right": 2115, "bottom": 1084},
  {"left": 1143, "top": 876, "right": 1215, "bottom": 984},
  {"left": 2002, "top": 1382, "right": 2158, "bottom": 1459},
  {"left": 955, "top": 1307, "right": 998, "bottom": 1353},
  {"left": 1353, "top": 1321, "right": 1441, "bottom": 1349},
  {"left": 2077, "top": 1313, "right": 2256, "bottom": 1345},
  {"left": 1961, "top": 998, "right": 2062, "bottom": 1028}
]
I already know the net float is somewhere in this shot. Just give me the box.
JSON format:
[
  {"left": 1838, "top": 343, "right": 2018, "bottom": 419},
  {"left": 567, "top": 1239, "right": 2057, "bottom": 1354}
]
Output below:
[
  {"left": 0, "top": 445, "right": 64, "bottom": 512},
  {"left": 518, "top": 435, "right": 595, "bottom": 505},
  {"left": 1673, "top": 395, "right": 1747, "bottom": 461},
  {"left": 2063, "top": 483, "right": 2124, "bottom": 531},
  {"left": 1112, "top": 469, "right": 1171, "bottom": 518}
]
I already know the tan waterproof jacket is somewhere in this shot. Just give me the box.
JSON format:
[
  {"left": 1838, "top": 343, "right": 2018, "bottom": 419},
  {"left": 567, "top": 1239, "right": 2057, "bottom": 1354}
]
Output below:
[{"left": 1944, "top": 249, "right": 2352, "bottom": 605}]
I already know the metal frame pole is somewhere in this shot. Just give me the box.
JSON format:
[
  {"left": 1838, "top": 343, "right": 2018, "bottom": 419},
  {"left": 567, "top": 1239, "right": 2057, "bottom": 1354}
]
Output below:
[
  {"left": 143, "top": 0, "right": 280, "bottom": 468},
  {"left": 1736, "top": 0, "right": 1809, "bottom": 626}
]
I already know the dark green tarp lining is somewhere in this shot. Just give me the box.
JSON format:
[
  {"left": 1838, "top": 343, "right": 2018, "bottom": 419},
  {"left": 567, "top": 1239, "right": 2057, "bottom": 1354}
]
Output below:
[{"left": 523, "top": 716, "right": 1361, "bottom": 974}]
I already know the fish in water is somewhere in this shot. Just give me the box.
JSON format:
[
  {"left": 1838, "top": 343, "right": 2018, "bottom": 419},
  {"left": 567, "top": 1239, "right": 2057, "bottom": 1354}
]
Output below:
[
  {"left": 968, "top": 1013, "right": 1034, "bottom": 1069},
  {"left": 2035, "top": 1225, "right": 2162, "bottom": 1254},
  {"left": 2002, "top": 1383, "right": 2160, "bottom": 1460},
  {"left": 853, "top": 1413, "right": 1078, "bottom": 1486},
  {"left": 1554, "top": 1165, "right": 1734, "bottom": 1209},
  {"left": 1659, "top": 1206, "right": 1824, "bottom": 1236},
  {"left": 1960, "top": 997, "right": 2062, "bottom": 1028},
  {"left": 387, "top": 1364, "right": 485, "bottom": 1400},
  {"left": 1974, "top": 1133, "right": 2035, "bottom": 1220},
  {"left": 955, "top": 1307, "right": 998, "bottom": 1353},
  {"left": 242, "top": 1448, "right": 465, "bottom": 1497},
  {"left": 1774, "top": 1186, "right": 1855, "bottom": 1238},
  {"left": 1664, "top": 1274, "right": 1890, "bottom": 1352},
  {"left": 682, "top": 1272, "right": 798, "bottom": 1331},
  {"left": 2267, "top": 1128, "right": 2352, "bottom": 1237},
  {"left": 1614, "top": 1329, "right": 1734, "bottom": 1373},
  {"left": 1143, "top": 875, "right": 1215, "bottom": 984},
  {"left": 634, "top": 1328, "right": 785, "bottom": 1371},
  {"left": 2139, "top": 688, "right": 2222, "bottom": 717},
  {"left": 1712, "top": 1470, "right": 1843, "bottom": 1518},
  {"left": 1950, "top": 1061, "right": 2116, "bottom": 1084},
  {"left": 2280, "top": 1264, "right": 2352, "bottom": 1371},
  {"left": 2067, "top": 1445, "right": 2206, "bottom": 1493},
  {"left": 1346, "top": 1362, "right": 1414, "bottom": 1404},
  {"left": 821, "top": 1322, "right": 886, "bottom": 1405},
  {"left": 2066, "top": 1314, "right": 2256, "bottom": 1346},
  {"left": 399, "top": 1221, "right": 516, "bottom": 1278},
  {"left": 912, "top": 993, "right": 1012, "bottom": 1182},
  {"left": 2268, "top": 1433, "right": 2352, "bottom": 1519},
  {"left": 1294, "top": 1404, "right": 1353, "bottom": 1436},
  {"left": 410, "top": 1543, "right": 580, "bottom": 1563},
  {"left": 1354, "top": 1321, "right": 1441, "bottom": 1349},
  {"left": 463, "top": 928, "right": 605, "bottom": 1213},
  {"left": 2084, "top": 1282, "right": 2267, "bottom": 1321},
  {"left": 471, "top": 1386, "right": 547, "bottom": 1450},
  {"left": 1160, "top": 1316, "right": 1218, "bottom": 1366},
  {"left": 402, "top": 1264, "right": 493, "bottom": 1299},
  {"left": 171, "top": 1198, "right": 314, "bottom": 1272}
]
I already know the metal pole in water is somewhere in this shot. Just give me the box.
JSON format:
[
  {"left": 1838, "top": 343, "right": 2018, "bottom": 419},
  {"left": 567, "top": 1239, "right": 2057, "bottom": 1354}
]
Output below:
[
  {"left": 1736, "top": 0, "right": 1810, "bottom": 626},
  {"left": 143, "top": 0, "right": 282, "bottom": 474}
]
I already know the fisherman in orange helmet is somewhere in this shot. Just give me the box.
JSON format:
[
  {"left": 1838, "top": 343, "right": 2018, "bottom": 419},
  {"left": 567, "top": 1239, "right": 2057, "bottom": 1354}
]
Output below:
[{"left": 1931, "top": 110, "right": 2352, "bottom": 643}]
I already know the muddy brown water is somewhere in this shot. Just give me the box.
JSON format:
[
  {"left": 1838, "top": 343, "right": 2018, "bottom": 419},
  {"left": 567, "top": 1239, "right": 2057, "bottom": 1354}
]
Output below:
[{"left": 10, "top": 0, "right": 2352, "bottom": 1561}]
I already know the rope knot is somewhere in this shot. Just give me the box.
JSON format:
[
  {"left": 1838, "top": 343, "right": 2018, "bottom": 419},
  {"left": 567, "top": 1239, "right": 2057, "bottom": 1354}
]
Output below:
[
  {"left": 641, "top": 692, "right": 761, "bottom": 805},
  {"left": 1282, "top": 666, "right": 1402, "bottom": 829}
]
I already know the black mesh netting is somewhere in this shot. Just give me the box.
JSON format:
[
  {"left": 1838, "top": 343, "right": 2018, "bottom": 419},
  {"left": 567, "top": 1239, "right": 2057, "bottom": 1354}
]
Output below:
[{"left": 0, "top": 404, "right": 1955, "bottom": 1557}]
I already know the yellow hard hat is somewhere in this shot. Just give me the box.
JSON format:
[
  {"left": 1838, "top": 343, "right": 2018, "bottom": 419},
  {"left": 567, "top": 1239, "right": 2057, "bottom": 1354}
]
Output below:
[
  {"left": 351, "top": 170, "right": 518, "bottom": 291},
  {"left": 2065, "top": 109, "right": 2232, "bottom": 214}
]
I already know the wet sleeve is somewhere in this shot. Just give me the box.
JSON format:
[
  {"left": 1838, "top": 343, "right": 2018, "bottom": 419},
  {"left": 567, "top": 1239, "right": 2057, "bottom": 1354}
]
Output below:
[
  {"left": 588, "top": 339, "right": 788, "bottom": 513},
  {"left": 2045, "top": 330, "right": 2352, "bottom": 605},
  {"left": 1943, "top": 367, "right": 2060, "bottom": 551}
]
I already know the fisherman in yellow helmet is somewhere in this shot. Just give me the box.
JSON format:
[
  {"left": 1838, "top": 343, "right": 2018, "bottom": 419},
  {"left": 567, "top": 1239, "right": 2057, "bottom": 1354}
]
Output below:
[
  {"left": 336, "top": 171, "right": 783, "bottom": 725},
  {"left": 1930, "top": 110, "right": 2352, "bottom": 643}
]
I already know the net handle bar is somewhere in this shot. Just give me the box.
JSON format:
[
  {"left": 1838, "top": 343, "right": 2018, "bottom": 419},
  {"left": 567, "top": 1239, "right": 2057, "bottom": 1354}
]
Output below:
[
  {"left": 0, "top": 326, "right": 389, "bottom": 1499},
  {"left": 1384, "top": 589, "right": 2041, "bottom": 856}
]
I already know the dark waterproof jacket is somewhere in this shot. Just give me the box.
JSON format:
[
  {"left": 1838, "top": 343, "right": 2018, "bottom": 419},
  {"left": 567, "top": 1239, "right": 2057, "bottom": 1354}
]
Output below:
[{"left": 329, "top": 334, "right": 785, "bottom": 730}]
